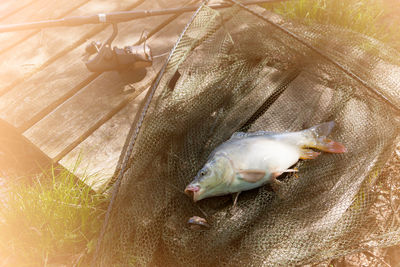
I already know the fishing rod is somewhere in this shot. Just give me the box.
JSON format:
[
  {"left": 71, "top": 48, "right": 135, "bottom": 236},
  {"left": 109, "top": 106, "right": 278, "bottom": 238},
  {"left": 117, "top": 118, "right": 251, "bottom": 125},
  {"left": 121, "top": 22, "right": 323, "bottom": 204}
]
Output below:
[
  {"left": 0, "top": 0, "right": 286, "bottom": 72},
  {"left": 0, "top": 0, "right": 286, "bottom": 33}
]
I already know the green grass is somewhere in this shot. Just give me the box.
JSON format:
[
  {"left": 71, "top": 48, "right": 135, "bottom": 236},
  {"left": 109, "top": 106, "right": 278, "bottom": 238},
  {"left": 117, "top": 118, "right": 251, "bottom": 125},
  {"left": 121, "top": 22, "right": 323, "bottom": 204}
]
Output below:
[
  {"left": 0, "top": 166, "right": 107, "bottom": 266},
  {"left": 264, "top": 0, "right": 400, "bottom": 50}
]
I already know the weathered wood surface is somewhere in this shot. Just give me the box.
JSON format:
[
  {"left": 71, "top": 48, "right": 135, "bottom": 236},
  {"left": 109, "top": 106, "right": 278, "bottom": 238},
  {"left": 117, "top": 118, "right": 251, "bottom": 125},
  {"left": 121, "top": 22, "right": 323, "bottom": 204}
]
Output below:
[
  {"left": 0, "top": 0, "right": 188, "bottom": 129},
  {"left": 0, "top": 0, "right": 90, "bottom": 56},
  {"left": 59, "top": 91, "right": 148, "bottom": 191},
  {"left": 58, "top": 11, "right": 195, "bottom": 190},
  {"left": 0, "top": 0, "right": 198, "bottom": 190},
  {"left": 24, "top": 11, "right": 193, "bottom": 159},
  {"left": 0, "top": 0, "right": 35, "bottom": 21},
  {"left": 0, "top": 0, "right": 145, "bottom": 98}
]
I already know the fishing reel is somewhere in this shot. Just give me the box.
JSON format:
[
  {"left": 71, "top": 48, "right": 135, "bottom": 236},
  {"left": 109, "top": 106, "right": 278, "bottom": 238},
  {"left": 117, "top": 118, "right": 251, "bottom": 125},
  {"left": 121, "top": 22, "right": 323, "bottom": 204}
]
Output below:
[{"left": 83, "top": 23, "right": 152, "bottom": 72}]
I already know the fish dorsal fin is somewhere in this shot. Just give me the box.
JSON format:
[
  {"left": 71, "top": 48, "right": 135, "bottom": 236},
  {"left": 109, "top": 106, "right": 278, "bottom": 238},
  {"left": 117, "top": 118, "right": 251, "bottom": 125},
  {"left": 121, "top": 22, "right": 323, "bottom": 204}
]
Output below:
[
  {"left": 237, "top": 169, "right": 266, "bottom": 183},
  {"left": 230, "top": 132, "right": 247, "bottom": 139},
  {"left": 230, "top": 131, "right": 275, "bottom": 140}
]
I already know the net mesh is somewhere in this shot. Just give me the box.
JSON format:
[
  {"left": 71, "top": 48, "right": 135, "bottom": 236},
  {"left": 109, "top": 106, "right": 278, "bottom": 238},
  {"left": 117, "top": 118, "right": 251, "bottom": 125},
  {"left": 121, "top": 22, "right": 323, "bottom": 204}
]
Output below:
[{"left": 96, "top": 4, "right": 400, "bottom": 266}]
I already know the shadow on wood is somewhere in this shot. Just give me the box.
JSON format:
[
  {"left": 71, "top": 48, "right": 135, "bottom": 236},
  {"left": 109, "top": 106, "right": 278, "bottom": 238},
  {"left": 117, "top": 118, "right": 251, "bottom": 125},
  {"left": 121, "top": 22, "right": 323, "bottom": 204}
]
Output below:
[{"left": 0, "top": 119, "right": 53, "bottom": 177}]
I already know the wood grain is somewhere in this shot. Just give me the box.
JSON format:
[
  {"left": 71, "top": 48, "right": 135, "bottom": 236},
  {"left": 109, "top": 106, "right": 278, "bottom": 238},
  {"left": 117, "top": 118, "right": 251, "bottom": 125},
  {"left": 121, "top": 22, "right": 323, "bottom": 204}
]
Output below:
[
  {"left": 59, "top": 90, "right": 147, "bottom": 191},
  {"left": 0, "top": 0, "right": 146, "bottom": 98},
  {"left": 0, "top": 0, "right": 35, "bottom": 21},
  {"left": 0, "top": 0, "right": 90, "bottom": 54},
  {"left": 58, "top": 9, "right": 198, "bottom": 190},
  {"left": 2, "top": 11, "right": 183, "bottom": 132},
  {"left": 0, "top": 0, "right": 150, "bottom": 131},
  {"left": 23, "top": 4, "right": 194, "bottom": 160}
]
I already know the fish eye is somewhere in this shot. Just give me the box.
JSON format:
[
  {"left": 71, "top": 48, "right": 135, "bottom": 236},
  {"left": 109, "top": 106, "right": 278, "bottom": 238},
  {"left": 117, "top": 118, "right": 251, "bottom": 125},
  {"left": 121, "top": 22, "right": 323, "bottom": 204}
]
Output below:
[{"left": 200, "top": 169, "right": 208, "bottom": 176}]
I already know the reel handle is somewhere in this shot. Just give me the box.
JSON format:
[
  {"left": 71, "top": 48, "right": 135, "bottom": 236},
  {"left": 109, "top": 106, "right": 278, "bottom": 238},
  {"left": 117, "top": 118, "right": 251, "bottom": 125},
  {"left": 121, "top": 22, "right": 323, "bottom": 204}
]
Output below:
[{"left": 83, "top": 24, "right": 152, "bottom": 72}]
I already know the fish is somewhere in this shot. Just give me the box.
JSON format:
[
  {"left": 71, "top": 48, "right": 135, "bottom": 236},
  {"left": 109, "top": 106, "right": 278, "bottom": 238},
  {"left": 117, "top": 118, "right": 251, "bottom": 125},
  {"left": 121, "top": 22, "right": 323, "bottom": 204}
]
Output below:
[{"left": 184, "top": 121, "right": 346, "bottom": 203}]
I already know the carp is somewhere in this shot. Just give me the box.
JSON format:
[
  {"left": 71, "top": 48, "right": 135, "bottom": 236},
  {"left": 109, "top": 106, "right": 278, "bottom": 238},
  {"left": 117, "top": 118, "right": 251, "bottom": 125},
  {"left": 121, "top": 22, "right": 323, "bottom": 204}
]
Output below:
[{"left": 184, "top": 121, "right": 346, "bottom": 204}]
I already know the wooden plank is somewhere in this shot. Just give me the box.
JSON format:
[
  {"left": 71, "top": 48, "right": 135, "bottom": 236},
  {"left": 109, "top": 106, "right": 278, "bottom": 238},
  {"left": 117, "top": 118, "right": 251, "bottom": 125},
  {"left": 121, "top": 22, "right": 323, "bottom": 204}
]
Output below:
[
  {"left": 57, "top": 0, "right": 234, "bottom": 190},
  {"left": 58, "top": 7, "right": 200, "bottom": 190},
  {"left": 23, "top": 10, "right": 193, "bottom": 160},
  {"left": 59, "top": 91, "right": 147, "bottom": 191},
  {"left": 0, "top": 0, "right": 90, "bottom": 54},
  {"left": 57, "top": 5, "right": 199, "bottom": 189},
  {"left": 0, "top": 0, "right": 35, "bottom": 21},
  {"left": 0, "top": 0, "right": 146, "bottom": 97},
  {"left": 0, "top": 0, "right": 147, "bottom": 129}
]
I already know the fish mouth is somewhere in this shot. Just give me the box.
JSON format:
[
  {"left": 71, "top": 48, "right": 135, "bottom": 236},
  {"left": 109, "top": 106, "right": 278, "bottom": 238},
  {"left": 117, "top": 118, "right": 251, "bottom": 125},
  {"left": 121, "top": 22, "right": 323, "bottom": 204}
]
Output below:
[{"left": 184, "top": 184, "right": 201, "bottom": 202}]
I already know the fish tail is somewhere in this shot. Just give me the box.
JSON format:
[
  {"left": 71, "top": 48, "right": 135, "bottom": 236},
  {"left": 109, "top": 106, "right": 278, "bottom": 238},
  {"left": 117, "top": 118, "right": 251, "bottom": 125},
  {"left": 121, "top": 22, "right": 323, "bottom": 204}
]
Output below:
[{"left": 301, "top": 121, "right": 347, "bottom": 153}]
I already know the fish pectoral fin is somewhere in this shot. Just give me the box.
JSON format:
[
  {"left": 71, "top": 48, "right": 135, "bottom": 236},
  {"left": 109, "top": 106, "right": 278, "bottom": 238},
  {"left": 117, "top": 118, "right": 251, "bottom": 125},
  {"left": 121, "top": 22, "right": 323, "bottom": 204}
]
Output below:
[
  {"left": 230, "top": 131, "right": 275, "bottom": 140},
  {"left": 270, "top": 174, "right": 284, "bottom": 199},
  {"left": 232, "top": 192, "right": 241, "bottom": 208},
  {"left": 299, "top": 149, "right": 321, "bottom": 160},
  {"left": 237, "top": 169, "right": 266, "bottom": 183}
]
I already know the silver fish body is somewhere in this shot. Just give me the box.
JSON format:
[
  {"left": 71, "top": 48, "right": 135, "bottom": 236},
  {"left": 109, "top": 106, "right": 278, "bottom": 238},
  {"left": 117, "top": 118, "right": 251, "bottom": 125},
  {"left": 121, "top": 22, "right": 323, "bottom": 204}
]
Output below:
[{"left": 185, "top": 121, "right": 346, "bottom": 202}]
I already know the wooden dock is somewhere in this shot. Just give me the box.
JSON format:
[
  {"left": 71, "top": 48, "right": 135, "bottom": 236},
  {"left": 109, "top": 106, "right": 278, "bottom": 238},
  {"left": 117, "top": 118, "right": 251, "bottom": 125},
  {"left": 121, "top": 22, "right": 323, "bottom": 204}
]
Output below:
[{"left": 0, "top": 0, "right": 201, "bottom": 191}]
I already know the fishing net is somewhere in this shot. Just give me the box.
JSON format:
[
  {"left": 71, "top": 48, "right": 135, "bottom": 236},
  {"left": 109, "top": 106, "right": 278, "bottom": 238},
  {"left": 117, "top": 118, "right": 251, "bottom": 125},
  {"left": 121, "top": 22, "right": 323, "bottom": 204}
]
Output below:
[{"left": 95, "top": 2, "right": 400, "bottom": 266}]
